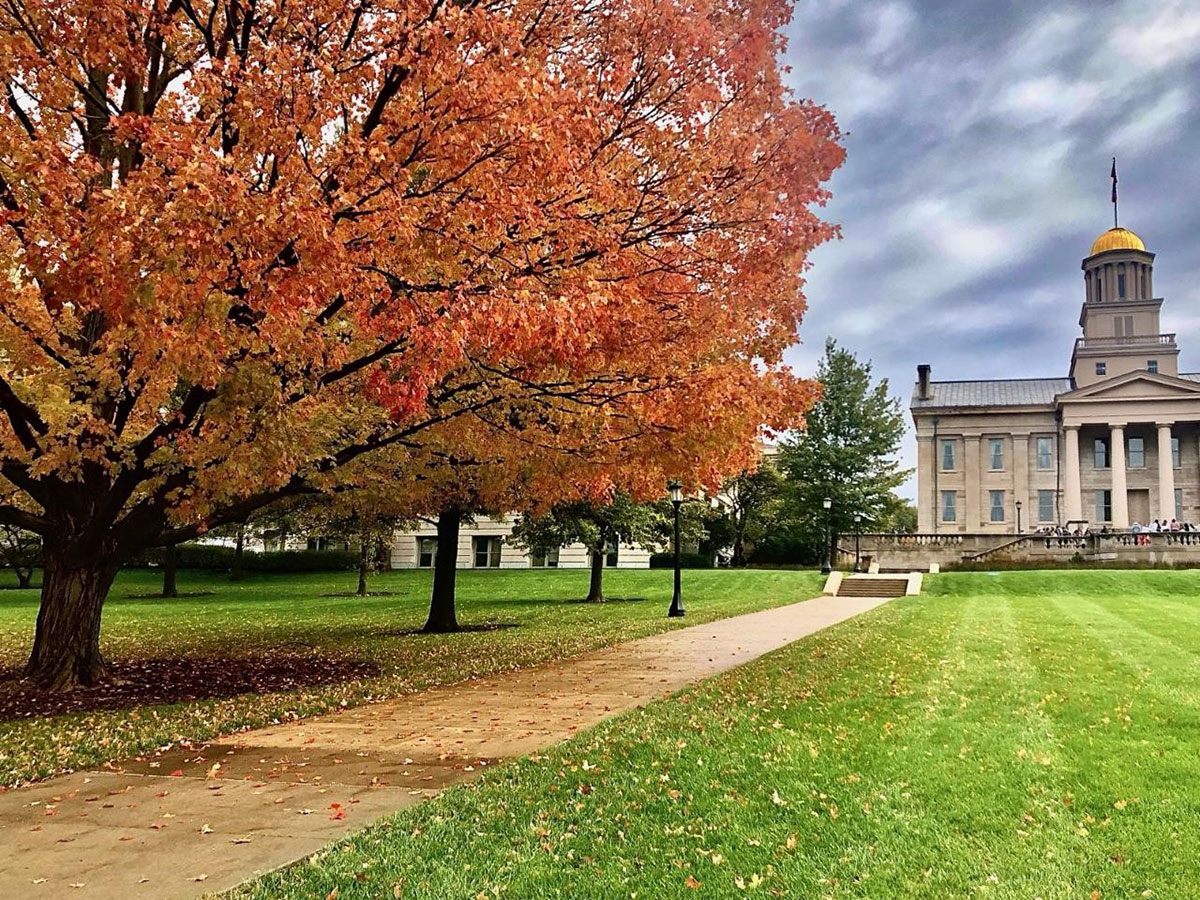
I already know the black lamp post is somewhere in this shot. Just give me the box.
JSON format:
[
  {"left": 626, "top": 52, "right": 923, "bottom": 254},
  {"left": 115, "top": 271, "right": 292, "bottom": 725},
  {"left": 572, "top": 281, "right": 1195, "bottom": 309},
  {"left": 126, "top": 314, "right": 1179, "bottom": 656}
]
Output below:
[
  {"left": 1015, "top": 499, "right": 1023, "bottom": 534},
  {"left": 853, "top": 512, "right": 862, "bottom": 572},
  {"left": 667, "top": 481, "right": 685, "bottom": 617},
  {"left": 820, "top": 497, "right": 833, "bottom": 575}
]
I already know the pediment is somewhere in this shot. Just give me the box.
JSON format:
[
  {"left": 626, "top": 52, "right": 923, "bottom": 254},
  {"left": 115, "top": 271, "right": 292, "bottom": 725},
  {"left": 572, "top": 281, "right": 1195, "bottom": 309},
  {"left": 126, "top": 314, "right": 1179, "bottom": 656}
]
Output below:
[{"left": 1059, "top": 371, "right": 1200, "bottom": 402}]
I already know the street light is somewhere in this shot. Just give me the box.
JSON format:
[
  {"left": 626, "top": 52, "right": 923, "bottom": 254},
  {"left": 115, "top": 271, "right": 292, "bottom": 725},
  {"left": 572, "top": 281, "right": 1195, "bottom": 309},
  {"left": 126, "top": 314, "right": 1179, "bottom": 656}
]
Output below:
[
  {"left": 1015, "top": 499, "right": 1023, "bottom": 534},
  {"left": 853, "top": 512, "right": 862, "bottom": 572},
  {"left": 667, "top": 481, "right": 685, "bottom": 618},
  {"left": 821, "top": 497, "right": 833, "bottom": 575}
]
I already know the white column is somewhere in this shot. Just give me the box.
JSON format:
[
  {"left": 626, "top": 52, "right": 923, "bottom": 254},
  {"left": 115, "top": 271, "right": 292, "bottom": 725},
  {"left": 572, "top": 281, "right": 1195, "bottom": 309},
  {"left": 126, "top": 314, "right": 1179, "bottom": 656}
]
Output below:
[
  {"left": 1064, "top": 426, "right": 1082, "bottom": 523},
  {"left": 1158, "top": 423, "right": 1176, "bottom": 521},
  {"left": 1111, "top": 425, "right": 1128, "bottom": 528}
]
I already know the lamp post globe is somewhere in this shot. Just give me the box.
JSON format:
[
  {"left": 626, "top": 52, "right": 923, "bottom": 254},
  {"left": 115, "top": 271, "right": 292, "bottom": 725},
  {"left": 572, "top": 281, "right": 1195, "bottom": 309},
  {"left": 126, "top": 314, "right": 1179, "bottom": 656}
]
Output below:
[
  {"left": 820, "top": 497, "right": 833, "bottom": 575},
  {"left": 667, "top": 481, "right": 685, "bottom": 618}
]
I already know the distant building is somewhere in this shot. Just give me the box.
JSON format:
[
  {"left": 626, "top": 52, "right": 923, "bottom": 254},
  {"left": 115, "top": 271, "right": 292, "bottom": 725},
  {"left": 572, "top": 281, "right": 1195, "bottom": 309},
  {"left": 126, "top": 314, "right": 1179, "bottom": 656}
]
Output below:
[
  {"left": 388, "top": 518, "right": 651, "bottom": 571},
  {"left": 912, "top": 225, "right": 1200, "bottom": 532}
]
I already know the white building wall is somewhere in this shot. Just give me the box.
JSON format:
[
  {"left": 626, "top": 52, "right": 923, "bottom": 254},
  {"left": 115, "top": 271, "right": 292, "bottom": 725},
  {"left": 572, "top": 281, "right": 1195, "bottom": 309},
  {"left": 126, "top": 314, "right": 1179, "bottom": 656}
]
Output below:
[{"left": 388, "top": 515, "right": 654, "bottom": 569}]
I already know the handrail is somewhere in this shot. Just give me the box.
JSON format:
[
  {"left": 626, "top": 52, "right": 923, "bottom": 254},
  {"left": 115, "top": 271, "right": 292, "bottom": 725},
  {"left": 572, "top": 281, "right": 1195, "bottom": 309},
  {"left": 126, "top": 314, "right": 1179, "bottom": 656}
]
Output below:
[{"left": 961, "top": 535, "right": 1036, "bottom": 561}]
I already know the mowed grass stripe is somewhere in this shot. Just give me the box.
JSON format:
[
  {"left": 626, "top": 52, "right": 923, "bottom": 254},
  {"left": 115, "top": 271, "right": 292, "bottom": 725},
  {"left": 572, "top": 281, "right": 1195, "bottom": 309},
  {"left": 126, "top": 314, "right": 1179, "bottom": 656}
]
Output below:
[
  {"left": 862, "top": 591, "right": 1079, "bottom": 897},
  {"left": 1009, "top": 589, "right": 1200, "bottom": 898}
]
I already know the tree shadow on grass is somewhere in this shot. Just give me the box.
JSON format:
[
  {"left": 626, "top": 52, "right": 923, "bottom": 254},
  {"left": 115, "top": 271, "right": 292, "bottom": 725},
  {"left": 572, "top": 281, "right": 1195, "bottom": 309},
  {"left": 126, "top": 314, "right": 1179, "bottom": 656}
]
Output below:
[
  {"left": 0, "top": 654, "right": 379, "bottom": 721},
  {"left": 320, "top": 591, "right": 401, "bottom": 598},
  {"left": 565, "top": 596, "right": 649, "bottom": 604},
  {"left": 383, "top": 622, "right": 522, "bottom": 637},
  {"left": 121, "top": 591, "right": 216, "bottom": 600},
  {"left": 469, "top": 595, "right": 651, "bottom": 608}
]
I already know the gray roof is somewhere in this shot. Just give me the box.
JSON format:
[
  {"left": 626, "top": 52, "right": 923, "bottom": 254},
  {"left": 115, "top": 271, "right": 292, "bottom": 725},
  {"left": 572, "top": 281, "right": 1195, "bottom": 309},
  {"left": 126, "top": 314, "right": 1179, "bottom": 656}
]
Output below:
[
  {"left": 1180, "top": 373, "right": 1200, "bottom": 383},
  {"left": 910, "top": 377, "right": 1074, "bottom": 410}
]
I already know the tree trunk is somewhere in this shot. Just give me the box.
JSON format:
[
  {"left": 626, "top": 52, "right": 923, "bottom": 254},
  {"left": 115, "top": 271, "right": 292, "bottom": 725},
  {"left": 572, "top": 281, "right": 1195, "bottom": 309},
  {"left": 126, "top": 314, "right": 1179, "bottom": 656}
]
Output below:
[
  {"left": 231, "top": 523, "right": 245, "bottom": 581},
  {"left": 24, "top": 550, "right": 119, "bottom": 691},
  {"left": 731, "top": 535, "right": 746, "bottom": 568},
  {"left": 357, "top": 531, "right": 370, "bottom": 597},
  {"left": 584, "top": 544, "right": 605, "bottom": 603},
  {"left": 15, "top": 567, "right": 32, "bottom": 589},
  {"left": 161, "top": 543, "right": 178, "bottom": 598},
  {"left": 423, "top": 507, "right": 461, "bottom": 633}
]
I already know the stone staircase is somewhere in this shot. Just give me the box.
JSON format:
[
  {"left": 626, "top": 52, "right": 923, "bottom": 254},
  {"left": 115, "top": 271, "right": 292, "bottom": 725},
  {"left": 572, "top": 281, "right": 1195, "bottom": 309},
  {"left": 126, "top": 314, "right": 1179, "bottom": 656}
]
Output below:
[{"left": 826, "top": 572, "right": 918, "bottom": 598}]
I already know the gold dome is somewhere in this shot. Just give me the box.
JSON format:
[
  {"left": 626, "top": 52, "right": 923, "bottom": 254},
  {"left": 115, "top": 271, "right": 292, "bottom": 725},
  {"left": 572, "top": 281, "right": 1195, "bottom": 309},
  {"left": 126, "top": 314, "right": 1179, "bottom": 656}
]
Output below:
[{"left": 1090, "top": 227, "right": 1146, "bottom": 255}]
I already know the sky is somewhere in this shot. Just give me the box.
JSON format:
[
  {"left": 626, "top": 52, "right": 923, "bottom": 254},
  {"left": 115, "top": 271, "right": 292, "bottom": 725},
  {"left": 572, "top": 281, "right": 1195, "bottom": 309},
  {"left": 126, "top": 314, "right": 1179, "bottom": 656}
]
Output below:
[{"left": 777, "top": 0, "right": 1200, "bottom": 499}]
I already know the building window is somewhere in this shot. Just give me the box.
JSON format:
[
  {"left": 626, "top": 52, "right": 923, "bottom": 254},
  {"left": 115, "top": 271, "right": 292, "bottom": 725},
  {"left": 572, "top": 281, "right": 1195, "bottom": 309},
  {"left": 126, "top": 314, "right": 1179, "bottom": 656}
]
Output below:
[
  {"left": 1095, "top": 362, "right": 1106, "bottom": 376},
  {"left": 989, "top": 490, "right": 1005, "bottom": 523},
  {"left": 1094, "top": 438, "right": 1109, "bottom": 469},
  {"left": 531, "top": 546, "right": 560, "bottom": 568},
  {"left": 1096, "top": 272, "right": 1103, "bottom": 302},
  {"left": 1128, "top": 436, "right": 1145, "bottom": 468},
  {"left": 941, "top": 491, "right": 957, "bottom": 523},
  {"left": 1095, "top": 490, "right": 1112, "bottom": 523},
  {"left": 1172, "top": 436, "right": 1181, "bottom": 468},
  {"left": 1036, "top": 436, "right": 1053, "bottom": 470},
  {"left": 1117, "top": 264, "right": 1126, "bottom": 298},
  {"left": 988, "top": 439, "right": 1004, "bottom": 470},
  {"left": 940, "top": 439, "right": 956, "bottom": 471},
  {"left": 1147, "top": 359, "right": 1158, "bottom": 374},
  {"left": 417, "top": 537, "right": 437, "bottom": 568},
  {"left": 473, "top": 536, "right": 502, "bottom": 568},
  {"left": 1038, "top": 490, "right": 1054, "bottom": 523},
  {"left": 1176, "top": 488, "right": 1184, "bottom": 522},
  {"left": 604, "top": 541, "right": 619, "bottom": 568}
]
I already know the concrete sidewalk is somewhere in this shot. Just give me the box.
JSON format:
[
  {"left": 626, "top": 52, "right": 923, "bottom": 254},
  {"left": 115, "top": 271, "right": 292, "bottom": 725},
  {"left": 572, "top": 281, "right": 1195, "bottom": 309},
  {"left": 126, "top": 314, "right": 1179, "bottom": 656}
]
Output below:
[{"left": 0, "top": 593, "right": 891, "bottom": 900}]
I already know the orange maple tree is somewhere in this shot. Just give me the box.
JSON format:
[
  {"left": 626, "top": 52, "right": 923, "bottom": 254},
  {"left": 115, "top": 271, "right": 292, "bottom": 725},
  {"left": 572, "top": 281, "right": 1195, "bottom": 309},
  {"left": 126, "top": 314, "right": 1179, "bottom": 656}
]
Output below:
[{"left": 0, "top": 0, "right": 842, "bottom": 689}]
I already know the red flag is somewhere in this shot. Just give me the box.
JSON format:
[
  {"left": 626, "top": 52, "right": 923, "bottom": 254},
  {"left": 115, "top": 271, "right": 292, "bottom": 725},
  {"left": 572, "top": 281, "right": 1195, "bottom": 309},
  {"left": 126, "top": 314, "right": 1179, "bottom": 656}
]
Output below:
[{"left": 1111, "top": 157, "right": 1118, "bottom": 204}]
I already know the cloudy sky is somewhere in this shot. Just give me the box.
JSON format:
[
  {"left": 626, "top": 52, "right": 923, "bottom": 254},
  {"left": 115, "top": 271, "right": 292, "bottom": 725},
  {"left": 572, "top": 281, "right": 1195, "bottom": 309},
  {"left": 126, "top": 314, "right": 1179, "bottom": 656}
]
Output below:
[{"left": 778, "top": 0, "right": 1200, "bottom": 498}]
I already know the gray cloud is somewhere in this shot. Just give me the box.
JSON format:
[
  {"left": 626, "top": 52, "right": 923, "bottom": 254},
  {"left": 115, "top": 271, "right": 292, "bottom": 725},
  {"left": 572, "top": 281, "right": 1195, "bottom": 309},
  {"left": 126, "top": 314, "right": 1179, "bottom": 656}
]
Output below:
[{"left": 780, "top": 0, "right": 1200, "bottom": 498}]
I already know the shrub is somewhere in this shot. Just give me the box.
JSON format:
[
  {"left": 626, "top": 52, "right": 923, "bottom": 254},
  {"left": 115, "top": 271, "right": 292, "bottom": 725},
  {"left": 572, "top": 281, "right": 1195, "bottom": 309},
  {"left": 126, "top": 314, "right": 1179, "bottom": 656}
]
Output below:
[{"left": 649, "top": 552, "right": 714, "bottom": 569}]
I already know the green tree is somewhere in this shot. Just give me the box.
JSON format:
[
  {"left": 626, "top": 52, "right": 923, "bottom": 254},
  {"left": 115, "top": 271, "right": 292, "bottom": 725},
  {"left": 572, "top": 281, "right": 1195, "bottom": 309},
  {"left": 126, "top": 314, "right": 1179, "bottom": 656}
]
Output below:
[
  {"left": 510, "top": 495, "right": 670, "bottom": 603},
  {"left": 877, "top": 493, "right": 918, "bottom": 533},
  {"left": 719, "top": 466, "right": 785, "bottom": 566},
  {"left": 0, "top": 524, "right": 40, "bottom": 589},
  {"left": 778, "top": 339, "right": 910, "bottom": 562}
]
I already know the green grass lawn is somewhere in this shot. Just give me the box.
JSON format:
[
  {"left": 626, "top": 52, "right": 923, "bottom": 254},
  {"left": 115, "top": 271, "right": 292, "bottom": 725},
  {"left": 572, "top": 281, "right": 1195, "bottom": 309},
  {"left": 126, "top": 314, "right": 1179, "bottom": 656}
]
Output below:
[
  {"left": 0, "top": 567, "right": 821, "bottom": 786},
  {"left": 227, "top": 570, "right": 1200, "bottom": 900}
]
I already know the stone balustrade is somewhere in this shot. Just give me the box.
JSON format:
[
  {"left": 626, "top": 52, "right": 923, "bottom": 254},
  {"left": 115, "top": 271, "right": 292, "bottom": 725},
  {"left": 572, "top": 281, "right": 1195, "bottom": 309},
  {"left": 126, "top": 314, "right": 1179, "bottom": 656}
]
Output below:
[{"left": 852, "top": 530, "right": 1200, "bottom": 570}]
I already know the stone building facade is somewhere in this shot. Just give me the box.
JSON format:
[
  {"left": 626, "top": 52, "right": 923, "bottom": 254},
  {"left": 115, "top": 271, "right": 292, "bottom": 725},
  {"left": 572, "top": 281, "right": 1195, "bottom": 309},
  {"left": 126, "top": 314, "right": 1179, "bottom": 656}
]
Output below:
[{"left": 912, "top": 225, "right": 1200, "bottom": 533}]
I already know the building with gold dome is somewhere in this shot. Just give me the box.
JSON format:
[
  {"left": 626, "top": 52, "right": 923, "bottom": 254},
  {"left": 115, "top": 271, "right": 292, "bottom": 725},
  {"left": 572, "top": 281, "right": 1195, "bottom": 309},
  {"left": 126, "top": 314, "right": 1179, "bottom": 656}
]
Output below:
[{"left": 911, "top": 224, "right": 1200, "bottom": 532}]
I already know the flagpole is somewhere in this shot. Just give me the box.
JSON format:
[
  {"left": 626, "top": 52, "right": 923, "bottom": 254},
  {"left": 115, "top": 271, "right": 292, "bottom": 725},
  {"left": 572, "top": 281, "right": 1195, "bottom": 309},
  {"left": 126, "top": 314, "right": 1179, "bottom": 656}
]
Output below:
[{"left": 1111, "top": 157, "right": 1119, "bottom": 228}]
